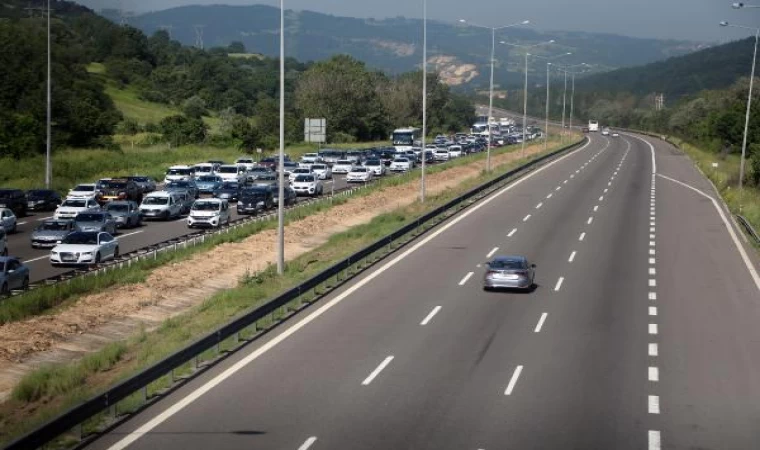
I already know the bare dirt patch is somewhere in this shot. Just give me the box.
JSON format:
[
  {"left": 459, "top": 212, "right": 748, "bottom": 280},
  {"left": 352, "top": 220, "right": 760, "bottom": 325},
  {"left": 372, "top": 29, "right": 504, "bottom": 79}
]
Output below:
[{"left": 0, "top": 142, "right": 560, "bottom": 399}]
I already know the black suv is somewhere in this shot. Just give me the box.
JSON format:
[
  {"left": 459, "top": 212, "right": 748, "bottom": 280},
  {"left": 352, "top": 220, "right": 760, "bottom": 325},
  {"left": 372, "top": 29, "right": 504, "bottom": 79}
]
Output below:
[
  {"left": 99, "top": 179, "right": 143, "bottom": 203},
  {"left": 0, "top": 189, "right": 27, "bottom": 217},
  {"left": 25, "top": 189, "right": 62, "bottom": 211},
  {"left": 237, "top": 186, "right": 275, "bottom": 215}
]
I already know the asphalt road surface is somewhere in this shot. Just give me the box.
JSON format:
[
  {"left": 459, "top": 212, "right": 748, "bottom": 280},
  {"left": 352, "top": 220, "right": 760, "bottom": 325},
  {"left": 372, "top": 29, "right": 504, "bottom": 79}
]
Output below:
[{"left": 81, "top": 131, "right": 760, "bottom": 450}]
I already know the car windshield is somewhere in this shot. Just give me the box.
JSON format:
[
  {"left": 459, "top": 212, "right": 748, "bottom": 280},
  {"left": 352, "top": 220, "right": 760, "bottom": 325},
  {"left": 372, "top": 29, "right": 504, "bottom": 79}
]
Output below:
[
  {"left": 220, "top": 182, "right": 239, "bottom": 190},
  {"left": 197, "top": 176, "right": 220, "bottom": 182},
  {"left": 101, "top": 180, "right": 128, "bottom": 189},
  {"left": 28, "top": 190, "right": 53, "bottom": 197},
  {"left": 294, "top": 169, "right": 310, "bottom": 173},
  {"left": 365, "top": 160, "right": 380, "bottom": 165},
  {"left": 218, "top": 166, "right": 238, "bottom": 174},
  {"left": 336, "top": 160, "right": 351, "bottom": 165},
  {"left": 489, "top": 259, "right": 526, "bottom": 270},
  {"left": 167, "top": 168, "right": 191, "bottom": 175},
  {"left": 106, "top": 203, "right": 130, "bottom": 212},
  {"left": 395, "top": 158, "right": 409, "bottom": 162},
  {"left": 62, "top": 233, "right": 99, "bottom": 245},
  {"left": 250, "top": 167, "right": 269, "bottom": 172},
  {"left": 295, "top": 175, "right": 314, "bottom": 182},
  {"left": 192, "top": 201, "right": 220, "bottom": 211},
  {"left": 352, "top": 168, "right": 368, "bottom": 173},
  {"left": 129, "top": 176, "right": 149, "bottom": 182},
  {"left": 242, "top": 189, "right": 267, "bottom": 198},
  {"left": 195, "top": 166, "right": 212, "bottom": 172},
  {"left": 168, "top": 181, "right": 190, "bottom": 188},
  {"left": 62, "top": 199, "right": 87, "bottom": 207},
  {"left": 143, "top": 197, "right": 169, "bottom": 205},
  {"left": 76, "top": 213, "right": 104, "bottom": 222},
  {"left": 72, "top": 185, "right": 95, "bottom": 192},
  {"left": 39, "top": 221, "right": 69, "bottom": 231}
]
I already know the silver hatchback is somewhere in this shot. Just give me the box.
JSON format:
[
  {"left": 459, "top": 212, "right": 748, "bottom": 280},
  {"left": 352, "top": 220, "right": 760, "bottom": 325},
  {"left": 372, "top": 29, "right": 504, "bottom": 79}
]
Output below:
[{"left": 483, "top": 255, "right": 536, "bottom": 291}]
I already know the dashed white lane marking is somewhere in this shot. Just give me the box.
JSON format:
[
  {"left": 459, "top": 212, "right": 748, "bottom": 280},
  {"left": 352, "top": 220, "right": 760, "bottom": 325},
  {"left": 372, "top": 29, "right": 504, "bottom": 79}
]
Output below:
[
  {"left": 118, "top": 230, "right": 145, "bottom": 238},
  {"left": 563, "top": 180, "right": 568, "bottom": 184},
  {"left": 649, "top": 430, "right": 662, "bottom": 450},
  {"left": 570, "top": 174, "right": 575, "bottom": 179},
  {"left": 649, "top": 306, "right": 658, "bottom": 316},
  {"left": 649, "top": 279, "right": 657, "bottom": 287},
  {"left": 579, "top": 232, "right": 586, "bottom": 241},
  {"left": 556, "top": 186, "right": 561, "bottom": 191},
  {"left": 649, "top": 268, "right": 656, "bottom": 275},
  {"left": 554, "top": 277, "right": 565, "bottom": 292},
  {"left": 16, "top": 221, "right": 27, "bottom": 226},
  {"left": 536, "top": 202, "right": 543, "bottom": 209},
  {"left": 534, "top": 313, "right": 548, "bottom": 333},
  {"left": 508, "top": 228, "right": 517, "bottom": 237},
  {"left": 599, "top": 195, "right": 604, "bottom": 201},
  {"left": 504, "top": 365, "right": 524, "bottom": 395},
  {"left": 607, "top": 181, "right": 612, "bottom": 186},
  {"left": 649, "top": 292, "right": 657, "bottom": 301},
  {"left": 648, "top": 395, "right": 661, "bottom": 414},
  {"left": 587, "top": 217, "right": 594, "bottom": 225},
  {"left": 650, "top": 227, "right": 656, "bottom": 233},
  {"left": 23, "top": 255, "right": 49, "bottom": 263},
  {"left": 36, "top": 215, "right": 54, "bottom": 221},
  {"left": 459, "top": 272, "right": 474, "bottom": 286},
  {"left": 649, "top": 324, "right": 658, "bottom": 335},
  {"left": 593, "top": 205, "right": 599, "bottom": 212},
  {"left": 649, "top": 234, "right": 656, "bottom": 239},
  {"left": 649, "top": 249, "right": 656, "bottom": 255},
  {"left": 649, "top": 343, "right": 659, "bottom": 356},
  {"left": 420, "top": 306, "right": 442, "bottom": 326},
  {"left": 523, "top": 214, "right": 532, "bottom": 222},
  {"left": 298, "top": 437, "right": 318, "bottom": 450},
  {"left": 604, "top": 188, "right": 609, "bottom": 193},
  {"left": 362, "top": 356, "right": 394, "bottom": 386},
  {"left": 649, "top": 241, "right": 656, "bottom": 247},
  {"left": 649, "top": 367, "right": 660, "bottom": 382},
  {"left": 487, "top": 247, "right": 499, "bottom": 258},
  {"left": 568, "top": 251, "right": 577, "bottom": 263},
  {"left": 649, "top": 258, "right": 656, "bottom": 264}
]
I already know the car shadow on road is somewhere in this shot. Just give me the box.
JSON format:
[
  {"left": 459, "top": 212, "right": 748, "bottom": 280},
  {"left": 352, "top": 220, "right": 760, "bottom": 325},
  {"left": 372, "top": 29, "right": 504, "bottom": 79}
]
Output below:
[{"left": 483, "top": 283, "right": 539, "bottom": 294}]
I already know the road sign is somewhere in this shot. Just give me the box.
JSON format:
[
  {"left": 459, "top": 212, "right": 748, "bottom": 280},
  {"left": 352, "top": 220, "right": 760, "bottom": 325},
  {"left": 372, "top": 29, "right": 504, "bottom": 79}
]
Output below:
[{"left": 304, "top": 118, "right": 326, "bottom": 143}]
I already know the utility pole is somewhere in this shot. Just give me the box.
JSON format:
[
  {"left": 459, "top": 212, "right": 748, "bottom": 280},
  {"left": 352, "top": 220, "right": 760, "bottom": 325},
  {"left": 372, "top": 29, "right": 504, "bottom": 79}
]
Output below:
[{"left": 194, "top": 25, "right": 206, "bottom": 50}]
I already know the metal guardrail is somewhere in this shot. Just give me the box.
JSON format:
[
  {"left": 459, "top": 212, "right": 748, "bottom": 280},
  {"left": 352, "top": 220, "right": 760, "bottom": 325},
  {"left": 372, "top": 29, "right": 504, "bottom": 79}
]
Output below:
[
  {"left": 4, "top": 137, "right": 587, "bottom": 450},
  {"left": 737, "top": 215, "right": 760, "bottom": 244}
]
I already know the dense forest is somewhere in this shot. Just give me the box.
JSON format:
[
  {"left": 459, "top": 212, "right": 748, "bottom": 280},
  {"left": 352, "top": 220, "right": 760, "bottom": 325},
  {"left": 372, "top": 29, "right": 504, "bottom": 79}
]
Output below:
[{"left": 0, "top": 0, "right": 473, "bottom": 159}]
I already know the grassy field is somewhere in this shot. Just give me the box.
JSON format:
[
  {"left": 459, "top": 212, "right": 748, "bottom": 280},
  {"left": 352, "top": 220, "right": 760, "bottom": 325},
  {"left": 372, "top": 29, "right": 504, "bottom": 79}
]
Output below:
[
  {"left": 0, "top": 141, "right": 389, "bottom": 193},
  {"left": 0, "top": 135, "right": 582, "bottom": 445},
  {"left": 667, "top": 137, "right": 760, "bottom": 244}
]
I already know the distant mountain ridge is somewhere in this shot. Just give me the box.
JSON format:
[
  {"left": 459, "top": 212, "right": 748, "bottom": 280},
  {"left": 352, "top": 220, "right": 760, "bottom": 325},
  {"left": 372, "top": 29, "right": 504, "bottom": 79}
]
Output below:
[{"left": 103, "top": 4, "right": 707, "bottom": 89}]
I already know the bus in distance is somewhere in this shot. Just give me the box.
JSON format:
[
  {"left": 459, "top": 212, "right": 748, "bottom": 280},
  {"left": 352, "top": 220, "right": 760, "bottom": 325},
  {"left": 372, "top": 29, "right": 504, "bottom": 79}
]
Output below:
[
  {"left": 588, "top": 120, "right": 599, "bottom": 132},
  {"left": 391, "top": 127, "right": 422, "bottom": 152}
]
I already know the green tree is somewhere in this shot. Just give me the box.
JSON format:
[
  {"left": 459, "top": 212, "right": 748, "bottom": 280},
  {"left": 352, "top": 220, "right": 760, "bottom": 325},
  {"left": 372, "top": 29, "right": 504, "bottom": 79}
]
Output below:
[
  {"left": 182, "top": 95, "right": 207, "bottom": 119},
  {"left": 159, "top": 115, "right": 207, "bottom": 146}
]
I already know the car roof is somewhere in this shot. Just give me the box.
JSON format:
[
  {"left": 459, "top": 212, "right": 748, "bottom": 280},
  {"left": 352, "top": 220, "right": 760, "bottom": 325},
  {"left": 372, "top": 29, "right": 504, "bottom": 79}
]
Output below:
[{"left": 491, "top": 255, "right": 527, "bottom": 263}]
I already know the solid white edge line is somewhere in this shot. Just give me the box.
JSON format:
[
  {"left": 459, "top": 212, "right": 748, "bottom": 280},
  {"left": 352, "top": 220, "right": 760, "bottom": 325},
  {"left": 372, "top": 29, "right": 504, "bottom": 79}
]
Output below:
[
  {"left": 362, "top": 356, "right": 394, "bottom": 386},
  {"left": 657, "top": 173, "right": 760, "bottom": 293},
  {"left": 486, "top": 247, "right": 499, "bottom": 258},
  {"left": 298, "top": 437, "right": 318, "bottom": 450},
  {"left": 420, "top": 305, "right": 442, "bottom": 326},
  {"left": 649, "top": 430, "right": 662, "bottom": 450},
  {"left": 504, "top": 365, "right": 524, "bottom": 395},
  {"left": 459, "top": 271, "right": 474, "bottom": 286},
  {"left": 104, "top": 136, "right": 596, "bottom": 450},
  {"left": 534, "top": 312, "right": 548, "bottom": 332}
]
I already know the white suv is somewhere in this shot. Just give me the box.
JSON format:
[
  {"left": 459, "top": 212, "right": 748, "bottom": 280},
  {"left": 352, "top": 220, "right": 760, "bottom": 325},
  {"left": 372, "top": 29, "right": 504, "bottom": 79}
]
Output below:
[
  {"left": 187, "top": 198, "right": 230, "bottom": 228},
  {"left": 291, "top": 174, "right": 324, "bottom": 197}
]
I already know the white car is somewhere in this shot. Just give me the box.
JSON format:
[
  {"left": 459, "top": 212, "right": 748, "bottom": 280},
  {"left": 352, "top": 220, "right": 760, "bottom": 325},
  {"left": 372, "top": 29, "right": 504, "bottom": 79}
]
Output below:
[
  {"left": 434, "top": 149, "right": 450, "bottom": 162},
  {"left": 363, "top": 159, "right": 386, "bottom": 176},
  {"left": 602, "top": 128, "right": 610, "bottom": 136},
  {"left": 193, "top": 163, "right": 216, "bottom": 176},
  {"left": 187, "top": 198, "right": 231, "bottom": 228},
  {"left": 216, "top": 164, "right": 245, "bottom": 183},
  {"left": 164, "top": 165, "right": 194, "bottom": 184},
  {"left": 390, "top": 158, "right": 413, "bottom": 172},
  {"left": 67, "top": 183, "right": 101, "bottom": 200},
  {"left": 50, "top": 231, "right": 119, "bottom": 266},
  {"left": 0, "top": 208, "right": 17, "bottom": 234},
  {"left": 346, "top": 167, "right": 374, "bottom": 183},
  {"left": 235, "top": 157, "right": 256, "bottom": 172},
  {"left": 291, "top": 174, "right": 324, "bottom": 197},
  {"left": 54, "top": 198, "right": 101, "bottom": 220},
  {"left": 612, "top": 132, "right": 620, "bottom": 137},
  {"left": 311, "top": 164, "right": 333, "bottom": 180},
  {"left": 331, "top": 159, "right": 356, "bottom": 174},
  {"left": 298, "top": 161, "right": 315, "bottom": 170},
  {"left": 289, "top": 168, "right": 313, "bottom": 183},
  {"left": 448, "top": 145, "right": 463, "bottom": 158},
  {"left": 301, "top": 153, "right": 321, "bottom": 164}
]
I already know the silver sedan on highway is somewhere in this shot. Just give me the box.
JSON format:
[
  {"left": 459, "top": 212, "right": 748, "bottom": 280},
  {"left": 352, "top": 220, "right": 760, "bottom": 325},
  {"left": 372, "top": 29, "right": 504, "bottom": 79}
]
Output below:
[{"left": 483, "top": 255, "right": 536, "bottom": 291}]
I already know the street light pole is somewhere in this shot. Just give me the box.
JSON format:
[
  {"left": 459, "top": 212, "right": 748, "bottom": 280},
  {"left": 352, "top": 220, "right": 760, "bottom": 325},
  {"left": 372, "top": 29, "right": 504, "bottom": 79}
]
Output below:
[
  {"left": 545, "top": 62, "right": 551, "bottom": 152},
  {"left": 277, "top": 0, "right": 285, "bottom": 274},
  {"left": 45, "top": 0, "right": 51, "bottom": 188},
  {"left": 569, "top": 71, "right": 576, "bottom": 132},
  {"left": 459, "top": 19, "right": 530, "bottom": 171},
  {"left": 421, "top": 0, "right": 427, "bottom": 202},
  {"left": 522, "top": 51, "right": 529, "bottom": 158},
  {"left": 561, "top": 69, "right": 567, "bottom": 141},
  {"left": 720, "top": 21, "right": 760, "bottom": 212}
]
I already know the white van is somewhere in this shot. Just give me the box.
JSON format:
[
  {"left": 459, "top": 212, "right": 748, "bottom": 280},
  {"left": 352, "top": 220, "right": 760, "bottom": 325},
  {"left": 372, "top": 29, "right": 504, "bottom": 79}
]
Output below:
[
  {"left": 187, "top": 198, "right": 230, "bottom": 228},
  {"left": 139, "top": 191, "right": 183, "bottom": 220},
  {"left": 216, "top": 164, "right": 246, "bottom": 183},
  {"left": 193, "top": 163, "right": 216, "bottom": 176},
  {"left": 164, "top": 165, "right": 194, "bottom": 184},
  {"left": 235, "top": 157, "right": 256, "bottom": 172}
]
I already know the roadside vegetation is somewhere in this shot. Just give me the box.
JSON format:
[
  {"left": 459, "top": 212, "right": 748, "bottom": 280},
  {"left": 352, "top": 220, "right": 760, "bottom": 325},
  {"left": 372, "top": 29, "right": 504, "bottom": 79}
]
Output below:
[{"left": 0, "top": 135, "right": 581, "bottom": 445}]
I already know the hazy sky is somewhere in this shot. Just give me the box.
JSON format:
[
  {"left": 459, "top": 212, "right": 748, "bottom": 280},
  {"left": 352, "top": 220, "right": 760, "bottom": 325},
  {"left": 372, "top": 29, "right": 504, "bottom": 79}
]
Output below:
[{"left": 80, "top": 0, "right": 758, "bottom": 42}]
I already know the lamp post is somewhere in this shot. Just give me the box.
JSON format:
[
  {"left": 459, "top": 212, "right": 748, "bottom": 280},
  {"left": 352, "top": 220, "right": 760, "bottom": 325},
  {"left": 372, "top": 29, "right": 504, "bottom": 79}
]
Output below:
[
  {"left": 555, "top": 63, "right": 587, "bottom": 140},
  {"left": 500, "top": 39, "right": 556, "bottom": 158},
  {"left": 277, "top": 0, "right": 285, "bottom": 274},
  {"left": 45, "top": 0, "right": 52, "bottom": 188},
  {"left": 459, "top": 18, "right": 530, "bottom": 171},
  {"left": 720, "top": 20, "right": 760, "bottom": 212},
  {"left": 421, "top": 0, "right": 427, "bottom": 202},
  {"left": 530, "top": 52, "right": 572, "bottom": 151}
]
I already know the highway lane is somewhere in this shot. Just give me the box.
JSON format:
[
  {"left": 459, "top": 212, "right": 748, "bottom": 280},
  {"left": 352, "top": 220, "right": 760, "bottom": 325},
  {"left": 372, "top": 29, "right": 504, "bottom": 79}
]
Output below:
[
  {"left": 83, "top": 131, "right": 760, "bottom": 450},
  {"left": 86, "top": 133, "right": 621, "bottom": 449},
  {"left": 5, "top": 175, "right": 356, "bottom": 283}
]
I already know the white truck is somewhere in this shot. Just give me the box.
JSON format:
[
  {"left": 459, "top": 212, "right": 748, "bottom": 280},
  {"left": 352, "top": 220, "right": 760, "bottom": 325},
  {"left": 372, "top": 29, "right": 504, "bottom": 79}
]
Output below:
[{"left": 588, "top": 120, "right": 600, "bottom": 132}]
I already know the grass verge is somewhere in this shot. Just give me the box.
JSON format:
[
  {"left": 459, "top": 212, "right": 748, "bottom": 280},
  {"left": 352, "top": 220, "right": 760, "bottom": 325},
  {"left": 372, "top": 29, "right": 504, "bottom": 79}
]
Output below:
[
  {"left": 665, "top": 137, "right": 760, "bottom": 245},
  {"left": 0, "top": 136, "right": 582, "bottom": 445}
]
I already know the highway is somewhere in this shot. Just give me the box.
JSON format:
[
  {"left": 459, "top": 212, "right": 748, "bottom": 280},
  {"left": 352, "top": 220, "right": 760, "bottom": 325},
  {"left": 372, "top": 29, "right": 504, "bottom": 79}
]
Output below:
[
  {"left": 5, "top": 175, "right": 357, "bottom": 283},
  {"left": 79, "top": 131, "right": 760, "bottom": 450}
]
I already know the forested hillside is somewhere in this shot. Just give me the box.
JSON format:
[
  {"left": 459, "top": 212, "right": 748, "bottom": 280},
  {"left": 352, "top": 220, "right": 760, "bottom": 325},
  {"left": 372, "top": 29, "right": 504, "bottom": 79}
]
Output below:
[{"left": 0, "top": 0, "right": 473, "bottom": 160}]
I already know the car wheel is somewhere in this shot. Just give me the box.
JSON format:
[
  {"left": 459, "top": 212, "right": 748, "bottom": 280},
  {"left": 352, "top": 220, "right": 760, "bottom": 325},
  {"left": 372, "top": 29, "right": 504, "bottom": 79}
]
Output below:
[
  {"left": 94, "top": 253, "right": 101, "bottom": 265},
  {"left": 21, "top": 277, "right": 29, "bottom": 291}
]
